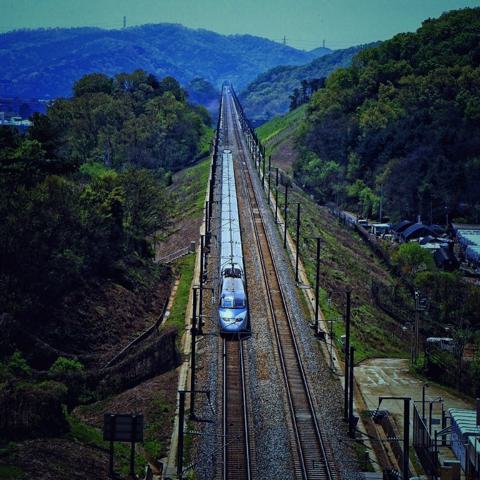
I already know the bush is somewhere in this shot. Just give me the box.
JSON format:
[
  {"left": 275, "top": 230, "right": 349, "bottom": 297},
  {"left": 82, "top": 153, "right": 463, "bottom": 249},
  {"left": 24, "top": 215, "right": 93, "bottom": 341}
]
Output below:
[
  {"left": 392, "top": 243, "right": 435, "bottom": 277},
  {"left": 48, "top": 357, "right": 84, "bottom": 375}
]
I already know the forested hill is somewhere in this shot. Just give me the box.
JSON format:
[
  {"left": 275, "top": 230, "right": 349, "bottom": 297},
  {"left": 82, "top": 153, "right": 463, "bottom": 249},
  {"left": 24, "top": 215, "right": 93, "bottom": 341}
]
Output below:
[
  {"left": 295, "top": 7, "right": 480, "bottom": 223},
  {"left": 0, "top": 24, "right": 330, "bottom": 99},
  {"left": 239, "top": 44, "right": 369, "bottom": 124},
  {"left": 0, "top": 71, "right": 210, "bottom": 355}
]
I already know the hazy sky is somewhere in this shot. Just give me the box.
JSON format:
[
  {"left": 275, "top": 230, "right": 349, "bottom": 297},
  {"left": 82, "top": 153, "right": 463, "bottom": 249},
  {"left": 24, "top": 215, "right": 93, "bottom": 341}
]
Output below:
[{"left": 1, "top": 0, "right": 480, "bottom": 49}]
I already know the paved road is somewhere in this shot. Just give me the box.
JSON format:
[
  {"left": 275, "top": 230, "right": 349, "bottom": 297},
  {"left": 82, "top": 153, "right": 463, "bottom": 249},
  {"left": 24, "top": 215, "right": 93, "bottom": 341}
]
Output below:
[{"left": 356, "top": 358, "right": 474, "bottom": 441}]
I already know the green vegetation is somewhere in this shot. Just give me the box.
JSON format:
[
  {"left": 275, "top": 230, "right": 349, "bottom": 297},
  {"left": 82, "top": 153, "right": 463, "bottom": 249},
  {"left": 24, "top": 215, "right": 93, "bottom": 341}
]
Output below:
[
  {"left": 0, "top": 70, "right": 209, "bottom": 341},
  {"left": 0, "top": 24, "right": 318, "bottom": 99},
  {"left": 167, "top": 254, "right": 196, "bottom": 341},
  {"left": 49, "top": 357, "right": 85, "bottom": 375},
  {"left": 272, "top": 182, "right": 406, "bottom": 361},
  {"left": 256, "top": 105, "right": 306, "bottom": 145},
  {"left": 170, "top": 157, "right": 212, "bottom": 220},
  {"left": 143, "top": 393, "right": 171, "bottom": 461},
  {"left": 295, "top": 8, "right": 480, "bottom": 223},
  {"left": 0, "top": 465, "right": 24, "bottom": 480},
  {"left": 240, "top": 45, "right": 366, "bottom": 123},
  {"left": 392, "top": 243, "right": 436, "bottom": 278}
]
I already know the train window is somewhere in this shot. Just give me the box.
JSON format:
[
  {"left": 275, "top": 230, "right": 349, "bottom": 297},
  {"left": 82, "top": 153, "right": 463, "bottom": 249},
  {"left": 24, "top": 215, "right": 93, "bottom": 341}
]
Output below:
[
  {"left": 221, "top": 296, "right": 234, "bottom": 308},
  {"left": 224, "top": 267, "right": 242, "bottom": 278},
  {"left": 234, "top": 296, "right": 245, "bottom": 308}
]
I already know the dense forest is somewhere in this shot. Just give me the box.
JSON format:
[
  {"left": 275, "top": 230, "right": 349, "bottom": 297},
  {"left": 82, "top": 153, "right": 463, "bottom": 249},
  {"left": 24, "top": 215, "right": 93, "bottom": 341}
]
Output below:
[
  {"left": 0, "top": 24, "right": 327, "bottom": 99},
  {"left": 0, "top": 70, "right": 210, "bottom": 349},
  {"left": 294, "top": 8, "right": 480, "bottom": 222},
  {"left": 239, "top": 45, "right": 367, "bottom": 124}
]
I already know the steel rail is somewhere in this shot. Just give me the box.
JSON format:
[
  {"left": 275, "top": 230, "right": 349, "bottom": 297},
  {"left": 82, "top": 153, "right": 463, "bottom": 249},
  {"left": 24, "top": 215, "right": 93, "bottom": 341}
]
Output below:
[{"left": 227, "top": 90, "right": 335, "bottom": 480}]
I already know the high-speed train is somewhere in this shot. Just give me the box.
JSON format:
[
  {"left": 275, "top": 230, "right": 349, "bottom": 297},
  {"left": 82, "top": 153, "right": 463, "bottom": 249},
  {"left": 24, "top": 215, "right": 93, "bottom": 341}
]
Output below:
[{"left": 218, "top": 148, "right": 249, "bottom": 333}]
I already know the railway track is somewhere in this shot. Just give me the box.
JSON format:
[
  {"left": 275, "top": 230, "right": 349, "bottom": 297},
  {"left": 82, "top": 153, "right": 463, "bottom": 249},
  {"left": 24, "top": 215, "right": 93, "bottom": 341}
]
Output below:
[
  {"left": 222, "top": 337, "right": 251, "bottom": 480},
  {"left": 219, "top": 91, "right": 252, "bottom": 480},
  {"left": 226, "top": 91, "right": 336, "bottom": 480}
]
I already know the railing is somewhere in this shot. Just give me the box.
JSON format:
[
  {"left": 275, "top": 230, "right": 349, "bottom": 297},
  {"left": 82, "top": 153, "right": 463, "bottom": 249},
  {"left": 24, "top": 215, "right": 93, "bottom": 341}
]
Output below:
[
  {"left": 102, "top": 301, "right": 169, "bottom": 369},
  {"left": 158, "top": 243, "right": 195, "bottom": 264},
  {"left": 413, "top": 402, "right": 440, "bottom": 477}
]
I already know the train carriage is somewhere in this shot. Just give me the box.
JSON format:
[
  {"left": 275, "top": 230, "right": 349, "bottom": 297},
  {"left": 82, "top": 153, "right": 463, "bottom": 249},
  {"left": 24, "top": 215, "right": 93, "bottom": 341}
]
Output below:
[{"left": 218, "top": 148, "right": 249, "bottom": 333}]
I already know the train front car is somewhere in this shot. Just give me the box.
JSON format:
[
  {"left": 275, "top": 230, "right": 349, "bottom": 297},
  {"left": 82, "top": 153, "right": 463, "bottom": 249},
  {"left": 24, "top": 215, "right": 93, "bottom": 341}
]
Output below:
[{"left": 218, "top": 148, "right": 249, "bottom": 334}]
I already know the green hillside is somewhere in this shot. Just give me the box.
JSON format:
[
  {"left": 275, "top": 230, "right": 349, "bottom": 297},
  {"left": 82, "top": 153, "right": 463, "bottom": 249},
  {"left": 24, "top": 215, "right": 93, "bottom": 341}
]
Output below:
[
  {"left": 295, "top": 7, "right": 480, "bottom": 222},
  {"left": 0, "top": 24, "right": 325, "bottom": 99},
  {"left": 240, "top": 45, "right": 369, "bottom": 124}
]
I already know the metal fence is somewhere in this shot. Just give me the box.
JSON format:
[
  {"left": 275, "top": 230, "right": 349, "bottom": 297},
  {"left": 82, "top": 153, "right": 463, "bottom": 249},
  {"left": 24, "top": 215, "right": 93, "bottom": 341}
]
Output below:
[{"left": 413, "top": 402, "right": 440, "bottom": 477}]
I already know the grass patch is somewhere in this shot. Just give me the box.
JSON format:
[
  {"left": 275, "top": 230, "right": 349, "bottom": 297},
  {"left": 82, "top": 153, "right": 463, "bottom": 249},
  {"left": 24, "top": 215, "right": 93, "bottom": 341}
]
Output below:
[
  {"left": 256, "top": 105, "right": 306, "bottom": 144},
  {"left": 0, "top": 465, "right": 24, "bottom": 480},
  {"left": 197, "top": 126, "right": 214, "bottom": 159},
  {"left": 143, "top": 393, "right": 171, "bottom": 461},
  {"left": 167, "top": 254, "right": 196, "bottom": 341},
  {"left": 79, "top": 161, "right": 116, "bottom": 179},
  {"left": 352, "top": 440, "right": 375, "bottom": 472},
  {"left": 269, "top": 176, "right": 408, "bottom": 361},
  {"left": 170, "top": 158, "right": 211, "bottom": 221}
]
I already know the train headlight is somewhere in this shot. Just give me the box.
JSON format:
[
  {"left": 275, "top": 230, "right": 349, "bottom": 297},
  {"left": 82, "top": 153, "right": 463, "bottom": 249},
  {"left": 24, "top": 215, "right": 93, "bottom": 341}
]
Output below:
[{"left": 235, "top": 311, "right": 247, "bottom": 323}]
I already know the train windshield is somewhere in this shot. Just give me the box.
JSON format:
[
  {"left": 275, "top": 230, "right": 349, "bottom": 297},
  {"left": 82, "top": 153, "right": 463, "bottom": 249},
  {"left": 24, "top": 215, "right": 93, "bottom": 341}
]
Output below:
[{"left": 221, "top": 295, "right": 245, "bottom": 308}]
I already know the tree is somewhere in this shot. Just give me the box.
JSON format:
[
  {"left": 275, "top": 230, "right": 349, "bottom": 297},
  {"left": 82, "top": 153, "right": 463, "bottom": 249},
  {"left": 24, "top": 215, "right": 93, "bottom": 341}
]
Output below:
[{"left": 392, "top": 243, "right": 435, "bottom": 277}]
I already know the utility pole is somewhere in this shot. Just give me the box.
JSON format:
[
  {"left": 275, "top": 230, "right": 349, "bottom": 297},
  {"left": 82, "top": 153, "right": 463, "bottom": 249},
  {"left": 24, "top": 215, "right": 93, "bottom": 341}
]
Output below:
[
  {"left": 323, "top": 39, "right": 326, "bottom": 48},
  {"left": 177, "top": 391, "right": 186, "bottom": 478},
  {"left": 344, "top": 288, "right": 352, "bottom": 422},
  {"left": 348, "top": 346, "right": 355, "bottom": 438},
  {"left": 283, "top": 35, "right": 287, "bottom": 45},
  {"left": 123, "top": 16, "right": 126, "bottom": 28},
  {"left": 268, "top": 156, "right": 272, "bottom": 205},
  {"left": 314, "top": 237, "right": 321, "bottom": 334},
  {"left": 275, "top": 168, "right": 279, "bottom": 223},
  {"left": 189, "top": 288, "right": 198, "bottom": 419},
  {"left": 295, "top": 202, "right": 301, "bottom": 282},
  {"left": 379, "top": 184, "right": 383, "bottom": 223},
  {"left": 283, "top": 183, "right": 289, "bottom": 248},
  {"left": 262, "top": 152, "right": 266, "bottom": 190},
  {"left": 199, "top": 235, "right": 205, "bottom": 335},
  {"left": 414, "top": 290, "right": 420, "bottom": 364}
]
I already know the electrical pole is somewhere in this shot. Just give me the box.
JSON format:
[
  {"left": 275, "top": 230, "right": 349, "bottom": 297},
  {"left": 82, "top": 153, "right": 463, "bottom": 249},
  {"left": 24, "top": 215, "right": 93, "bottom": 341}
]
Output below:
[
  {"left": 190, "top": 288, "right": 198, "bottom": 419},
  {"left": 414, "top": 291, "right": 420, "bottom": 364},
  {"left": 283, "top": 183, "right": 288, "bottom": 248},
  {"left": 295, "top": 202, "right": 301, "bottom": 282},
  {"left": 344, "top": 288, "right": 351, "bottom": 422},
  {"left": 177, "top": 391, "right": 186, "bottom": 478},
  {"left": 262, "top": 152, "right": 266, "bottom": 190},
  {"left": 123, "top": 16, "right": 126, "bottom": 28},
  {"left": 268, "top": 155, "right": 272, "bottom": 205},
  {"left": 348, "top": 346, "right": 355, "bottom": 438},
  {"left": 379, "top": 184, "right": 383, "bottom": 223},
  {"left": 314, "top": 237, "right": 321, "bottom": 334},
  {"left": 199, "top": 235, "right": 205, "bottom": 335},
  {"left": 275, "top": 168, "right": 279, "bottom": 223}
]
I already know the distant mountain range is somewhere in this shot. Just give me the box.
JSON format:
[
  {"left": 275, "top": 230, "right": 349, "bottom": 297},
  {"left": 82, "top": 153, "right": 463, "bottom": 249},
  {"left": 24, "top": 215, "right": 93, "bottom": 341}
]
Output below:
[
  {"left": 0, "top": 24, "right": 331, "bottom": 99},
  {"left": 239, "top": 44, "right": 377, "bottom": 124}
]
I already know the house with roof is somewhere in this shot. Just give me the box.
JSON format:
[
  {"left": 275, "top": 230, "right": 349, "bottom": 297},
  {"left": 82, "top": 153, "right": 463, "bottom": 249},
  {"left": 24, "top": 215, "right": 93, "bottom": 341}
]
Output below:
[
  {"left": 453, "top": 224, "right": 480, "bottom": 269},
  {"left": 449, "top": 408, "right": 480, "bottom": 478},
  {"left": 392, "top": 220, "right": 414, "bottom": 241},
  {"left": 401, "top": 223, "right": 437, "bottom": 242}
]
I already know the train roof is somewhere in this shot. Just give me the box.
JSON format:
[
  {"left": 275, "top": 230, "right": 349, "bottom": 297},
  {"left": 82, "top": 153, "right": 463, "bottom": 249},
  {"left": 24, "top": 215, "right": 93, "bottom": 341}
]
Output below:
[
  {"left": 222, "top": 276, "right": 245, "bottom": 293},
  {"left": 220, "top": 148, "right": 244, "bottom": 273}
]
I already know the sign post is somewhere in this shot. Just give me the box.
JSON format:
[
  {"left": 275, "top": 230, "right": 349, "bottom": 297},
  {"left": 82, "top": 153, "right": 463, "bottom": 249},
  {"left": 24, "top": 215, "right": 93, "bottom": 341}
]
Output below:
[{"left": 103, "top": 413, "right": 144, "bottom": 479}]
